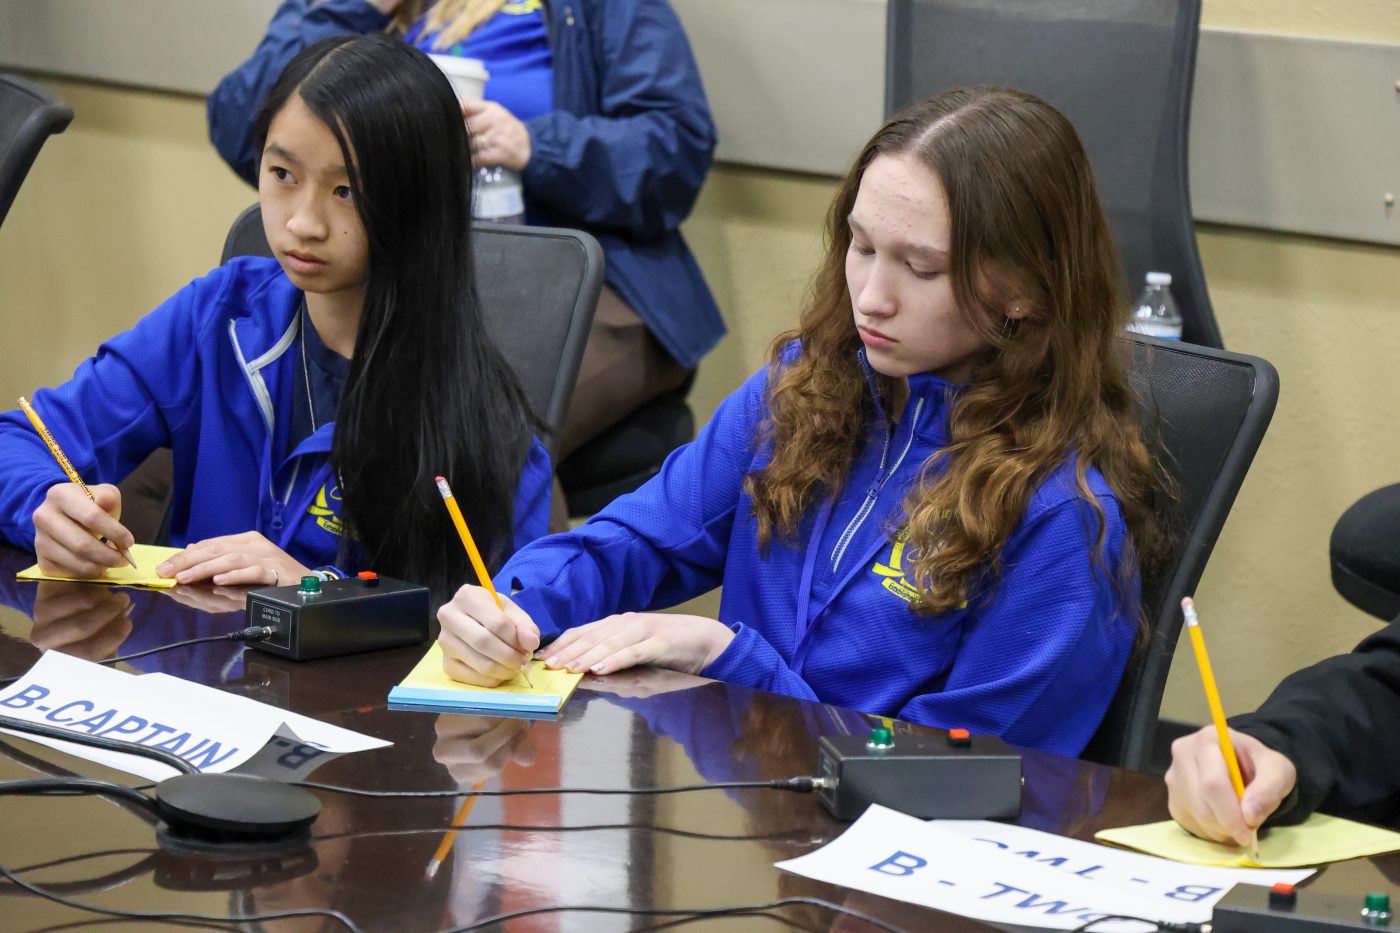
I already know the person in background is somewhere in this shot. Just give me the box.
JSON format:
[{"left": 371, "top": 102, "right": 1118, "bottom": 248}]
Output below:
[
  {"left": 436, "top": 86, "right": 1172, "bottom": 757},
  {"left": 0, "top": 35, "right": 549, "bottom": 597},
  {"left": 208, "top": 0, "right": 723, "bottom": 527},
  {"left": 1166, "top": 617, "right": 1400, "bottom": 845}
]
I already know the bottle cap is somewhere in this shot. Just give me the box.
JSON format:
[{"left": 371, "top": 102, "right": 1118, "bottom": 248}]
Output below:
[
  {"left": 299, "top": 575, "right": 321, "bottom": 594},
  {"left": 1146, "top": 271, "right": 1173, "bottom": 286}
]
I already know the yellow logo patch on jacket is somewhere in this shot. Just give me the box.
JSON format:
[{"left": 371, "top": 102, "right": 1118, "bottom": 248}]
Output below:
[
  {"left": 307, "top": 483, "right": 345, "bottom": 537},
  {"left": 872, "top": 528, "right": 920, "bottom": 603}
]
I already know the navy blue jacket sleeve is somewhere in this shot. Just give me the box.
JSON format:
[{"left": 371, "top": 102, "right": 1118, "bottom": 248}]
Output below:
[
  {"left": 703, "top": 495, "right": 1136, "bottom": 757},
  {"left": 523, "top": 0, "right": 716, "bottom": 239},
  {"left": 0, "top": 273, "right": 226, "bottom": 550},
  {"left": 495, "top": 364, "right": 766, "bottom": 636},
  {"left": 207, "top": 0, "right": 389, "bottom": 185}
]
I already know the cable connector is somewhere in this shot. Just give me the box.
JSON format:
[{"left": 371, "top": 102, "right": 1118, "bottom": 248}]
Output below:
[
  {"left": 229, "top": 626, "right": 274, "bottom": 643},
  {"left": 769, "top": 776, "right": 822, "bottom": 793}
]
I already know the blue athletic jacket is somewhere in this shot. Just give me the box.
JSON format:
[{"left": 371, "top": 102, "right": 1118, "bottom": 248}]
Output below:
[
  {"left": 497, "top": 350, "right": 1138, "bottom": 756},
  {"left": 207, "top": 0, "right": 724, "bottom": 370},
  {"left": 0, "top": 258, "right": 552, "bottom": 574}
]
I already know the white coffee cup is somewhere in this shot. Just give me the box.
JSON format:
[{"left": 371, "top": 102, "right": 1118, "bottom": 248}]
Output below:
[{"left": 428, "top": 54, "right": 489, "bottom": 103}]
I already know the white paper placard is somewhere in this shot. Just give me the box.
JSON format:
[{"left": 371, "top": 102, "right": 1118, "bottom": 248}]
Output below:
[
  {"left": 937, "top": 819, "right": 1312, "bottom": 911},
  {"left": 0, "top": 651, "right": 388, "bottom": 781},
  {"left": 777, "top": 806, "right": 1314, "bottom": 931}
]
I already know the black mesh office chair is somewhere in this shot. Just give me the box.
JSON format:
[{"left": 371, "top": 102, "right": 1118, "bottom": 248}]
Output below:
[
  {"left": 0, "top": 73, "right": 74, "bottom": 229},
  {"left": 218, "top": 204, "right": 600, "bottom": 454},
  {"left": 886, "top": 0, "right": 1221, "bottom": 348},
  {"left": 120, "top": 205, "right": 601, "bottom": 544},
  {"left": 1081, "top": 337, "right": 1278, "bottom": 770}
]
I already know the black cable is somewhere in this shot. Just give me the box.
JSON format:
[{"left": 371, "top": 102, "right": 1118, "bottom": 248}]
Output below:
[
  {"left": 28, "top": 919, "right": 235, "bottom": 933},
  {"left": 5, "top": 847, "right": 155, "bottom": 877},
  {"left": 1070, "top": 917, "right": 1209, "bottom": 932},
  {"left": 312, "top": 821, "right": 828, "bottom": 846},
  {"left": 0, "top": 863, "right": 366, "bottom": 933},
  {"left": 440, "top": 896, "right": 912, "bottom": 932},
  {"left": 0, "top": 713, "right": 196, "bottom": 775},
  {"left": 0, "top": 852, "right": 156, "bottom": 899},
  {"left": 298, "top": 775, "right": 818, "bottom": 799},
  {"left": 0, "top": 626, "right": 273, "bottom": 689},
  {"left": 0, "top": 778, "right": 158, "bottom": 815},
  {"left": 99, "top": 626, "right": 273, "bottom": 666}
]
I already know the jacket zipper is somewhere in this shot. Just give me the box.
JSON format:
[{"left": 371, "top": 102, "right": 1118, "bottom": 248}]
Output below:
[{"left": 829, "top": 397, "right": 925, "bottom": 574}]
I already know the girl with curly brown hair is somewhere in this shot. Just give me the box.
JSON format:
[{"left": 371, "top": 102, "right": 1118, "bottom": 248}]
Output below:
[{"left": 438, "top": 86, "right": 1169, "bottom": 755}]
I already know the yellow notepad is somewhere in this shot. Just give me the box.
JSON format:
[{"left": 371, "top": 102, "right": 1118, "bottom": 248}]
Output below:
[
  {"left": 1096, "top": 813, "right": 1400, "bottom": 867},
  {"left": 17, "top": 544, "right": 182, "bottom": 589},
  {"left": 388, "top": 642, "right": 584, "bottom": 716}
]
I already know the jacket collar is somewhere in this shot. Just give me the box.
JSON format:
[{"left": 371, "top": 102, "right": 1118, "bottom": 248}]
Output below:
[
  {"left": 855, "top": 347, "right": 961, "bottom": 435},
  {"left": 226, "top": 266, "right": 306, "bottom": 436}
]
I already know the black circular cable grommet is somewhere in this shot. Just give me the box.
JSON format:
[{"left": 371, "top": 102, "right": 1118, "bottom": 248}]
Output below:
[{"left": 154, "top": 773, "right": 320, "bottom": 846}]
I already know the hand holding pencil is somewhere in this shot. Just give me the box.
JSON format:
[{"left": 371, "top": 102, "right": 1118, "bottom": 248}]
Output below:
[
  {"left": 434, "top": 476, "right": 541, "bottom": 688},
  {"left": 20, "top": 396, "right": 139, "bottom": 577},
  {"left": 1163, "top": 596, "right": 1287, "bottom": 858}
]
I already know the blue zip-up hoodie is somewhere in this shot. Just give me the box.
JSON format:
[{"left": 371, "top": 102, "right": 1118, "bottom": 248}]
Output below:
[
  {"left": 206, "top": 0, "right": 724, "bottom": 370},
  {"left": 497, "top": 349, "right": 1137, "bottom": 756},
  {"left": 0, "top": 258, "right": 552, "bottom": 574}
]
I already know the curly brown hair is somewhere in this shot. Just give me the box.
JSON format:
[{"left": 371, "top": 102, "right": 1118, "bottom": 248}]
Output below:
[{"left": 745, "top": 87, "right": 1169, "bottom": 616}]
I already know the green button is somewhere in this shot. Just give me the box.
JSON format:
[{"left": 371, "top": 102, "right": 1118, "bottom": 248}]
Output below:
[
  {"left": 1364, "top": 892, "right": 1391, "bottom": 914},
  {"left": 867, "top": 726, "right": 894, "bottom": 749},
  {"left": 299, "top": 575, "right": 321, "bottom": 594}
]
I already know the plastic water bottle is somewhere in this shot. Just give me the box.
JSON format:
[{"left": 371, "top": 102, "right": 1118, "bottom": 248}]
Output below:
[
  {"left": 425, "top": 54, "right": 527, "bottom": 225},
  {"left": 1126, "top": 271, "right": 1183, "bottom": 340},
  {"left": 473, "top": 166, "right": 526, "bottom": 225}
]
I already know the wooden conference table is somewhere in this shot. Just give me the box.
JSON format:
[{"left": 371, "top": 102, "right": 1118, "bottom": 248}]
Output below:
[{"left": 0, "top": 547, "right": 1397, "bottom": 932}]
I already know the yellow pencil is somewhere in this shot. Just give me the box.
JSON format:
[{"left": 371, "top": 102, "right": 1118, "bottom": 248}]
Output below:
[
  {"left": 435, "top": 475, "right": 532, "bottom": 687},
  {"left": 17, "top": 396, "right": 138, "bottom": 570},
  {"left": 425, "top": 780, "right": 486, "bottom": 878},
  {"left": 1182, "top": 596, "right": 1259, "bottom": 860}
]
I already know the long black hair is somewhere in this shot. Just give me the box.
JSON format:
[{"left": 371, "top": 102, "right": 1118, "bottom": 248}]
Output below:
[{"left": 253, "top": 34, "right": 537, "bottom": 597}]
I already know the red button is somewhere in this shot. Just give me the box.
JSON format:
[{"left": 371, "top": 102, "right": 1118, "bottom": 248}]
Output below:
[
  {"left": 357, "top": 571, "right": 380, "bottom": 587},
  {"left": 1269, "top": 882, "right": 1297, "bottom": 908},
  {"left": 948, "top": 728, "right": 972, "bottom": 747}
]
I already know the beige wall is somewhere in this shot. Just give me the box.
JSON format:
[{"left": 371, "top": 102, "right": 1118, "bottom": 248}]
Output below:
[
  {"left": 0, "top": 79, "right": 253, "bottom": 401},
  {"left": 4, "top": 0, "right": 1400, "bottom": 730}
]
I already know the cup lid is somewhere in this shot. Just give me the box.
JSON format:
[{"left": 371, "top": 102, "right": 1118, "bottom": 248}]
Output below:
[{"left": 427, "top": 54, "right": 488, "bottom": 81}]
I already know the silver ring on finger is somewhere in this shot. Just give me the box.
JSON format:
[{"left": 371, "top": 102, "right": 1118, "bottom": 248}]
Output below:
[{"left": 270, "top": 567, "right": 280, "bottom": 587}]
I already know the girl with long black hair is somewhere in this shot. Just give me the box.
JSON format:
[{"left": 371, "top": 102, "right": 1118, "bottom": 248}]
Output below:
[{"left": 0, "top": 34, "right": 550, "bottom": 598}]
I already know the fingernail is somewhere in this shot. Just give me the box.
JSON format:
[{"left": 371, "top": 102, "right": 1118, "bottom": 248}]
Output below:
[
  {"left": 213, "top": 574, "right": 227, "bottom": 585},
  {"left": 157, "top": 562, "right": 172, "bottom": 574},
  {"left": 590, "top": 663, "right": 605, "bottom": 673},
  {"left": 544, "top": 656, "right": 559, "bottom": 667},
  {"left": 176, "top": 572, "right": 190, "bottom": 583}
]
